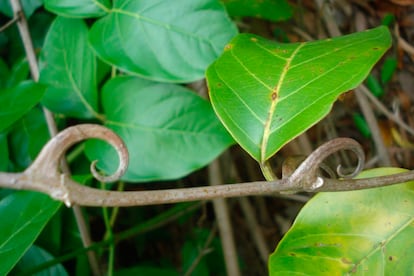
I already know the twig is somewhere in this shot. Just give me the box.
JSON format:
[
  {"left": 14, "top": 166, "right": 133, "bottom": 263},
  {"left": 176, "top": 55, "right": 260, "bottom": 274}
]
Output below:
[
  {"left": 2, "top": 124, "right": 414, "bottom": 207},
  {"left": 355, "top": 87, "right": 391, "bottom": 166},
  {"left": 208, "top": 159, "right": 241, "bottom": 276},
  {"left": 0, "top": 16, "right": 19, "bottom": 32},
  {"left": 9, "top": 1, "right": 101, "bottom": 273},
  {"left": 359, "top": 84, "right": 414, "bottom": 136},
  {"left": 238, "top": 197, "right": 270, "bottom": 265}
]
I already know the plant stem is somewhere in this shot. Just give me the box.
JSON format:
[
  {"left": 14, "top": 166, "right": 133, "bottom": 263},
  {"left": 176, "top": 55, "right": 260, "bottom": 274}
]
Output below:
[
  {"left": 260, "top": 161, "right": 278, "bottom": 181},
  {"left": 9, "top": 1, "right": 101, "bottom": 274}
]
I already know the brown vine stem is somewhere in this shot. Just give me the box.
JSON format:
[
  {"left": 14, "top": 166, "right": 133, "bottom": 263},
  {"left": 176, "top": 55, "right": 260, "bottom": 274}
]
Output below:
[
  {"left": 1, "top": 124, "right": 414, "bottom": 207},
  {"left": 9, "top": 1, "right": 101, "bottom": 274}
]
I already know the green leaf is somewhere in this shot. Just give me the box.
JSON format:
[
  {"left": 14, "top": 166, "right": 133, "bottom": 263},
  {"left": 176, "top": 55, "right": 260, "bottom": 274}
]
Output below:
[
  {"left": 11, "top": 245, "right": 68, "bottom": 275},
  {"left": 0, "top": 58, "right": 9, "bottom": 88},
  {"left": 381, "top": 56, "right": 397, "bottom": 84},
  {"left": 88, "top": 0, "right": 238, "bottom": 82},
  {"left": 0, "top": 191, "right": 61, "bottom": 275},
  {"left": 7, "top": 58, "right": 29, "bottom": 88},
  {"left": 0, "top": 133, "right": 8, "bottom": 171},
  {"left": 44, "top": 0, "right": 110, "bottom": 18},
  {"left": 39, "top": 16, "right": 99, "bottom": 119},
  {"left": 8, "top": 108, "right": 50, "bottom": 169},
  {"left": 0, "top": 0, "right": 42, "bottom": 18},
  {"left": 0, "top": 81, "right": 45, "bottom": 132},
  {"left": 85, "top": 76, "right": 234, "bottom": 181},
  {"left": 116, "top": 267, "right": 179, "bottom": 276},
  {"left": 207, "top": 26, "right": 391, "bottom": 162},
  {"left": 366, "top": 74, "right": 384, "bottom": 97},
  {"left": 269, "top": 167, "right": 414, "bottom": 275},
  {"left": 223, "top": 0, "right": 292, "bottom": 21}
]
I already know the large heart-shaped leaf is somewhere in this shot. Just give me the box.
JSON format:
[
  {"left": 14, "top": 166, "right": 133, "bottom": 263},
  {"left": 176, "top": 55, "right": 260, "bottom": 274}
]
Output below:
[
  {"left": 88, "top": 0, "right": 238, "bottom": 82},
  {"left": 0, "top": 81, "right": 45, "bottom": 132},
  {"left": 85, "top": 76, "right": 234, "bottom": 181},
  {"left": 39, "top": 17, "right": 99, "bottom": 119},
  {"left": 0, "top": 191, "right": 61, "bottom": 275},
  {"left": 44, "top": 0, "right": 110, "bottom": 18},
  {"left": 269, "top": 168, "right": 414, "bottom": 275},
  {"left": 207, "top": 26, "right": 391, "bottom": 162}
]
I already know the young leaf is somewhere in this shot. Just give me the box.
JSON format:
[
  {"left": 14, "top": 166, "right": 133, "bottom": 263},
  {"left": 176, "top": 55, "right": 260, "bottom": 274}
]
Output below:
[
  {"left": 269, "top": 168, "right": 414, "bottom": 275},
  {"left": 85, "top": 76, "right": 234, "bottom": 181},
  {"left": 44, "top": 0, "right": 110, "bottom": 18},
  {"left": 0, "top": 191, "right": 61, "bottom": 275},
  {"left": 39, "top": 17, "right": 99, "bottom": 119},
  {"left": 88, "top": 0, "right": 238, "bottom": 82},
  {"left": 207, "top": 26, "right": 391, "bottom": 162},
  {"left": 0, "top": 81, "right": 45, "bottom": 132}
]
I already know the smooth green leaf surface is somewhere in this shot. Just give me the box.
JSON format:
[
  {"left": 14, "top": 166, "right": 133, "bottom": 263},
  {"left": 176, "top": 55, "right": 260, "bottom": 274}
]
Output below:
[
  {"left": 44, "top": 0, "right": 109, "bottom": 18},
  {"left": 0, "top": 81, "right": 45, "bottom": 132},
  {"left": 269, "top": 168, "right": 414, "bottom": 275},
  {"left": 85, "top": 76, "right": 234, "bottom": 181},
  {"left": 223, "top": 0, "right": 292, "bottom": 21},
  {"left": 39, "top": 17, "right": 99, "bottom": 119},
  {"left": 0, "top": 191, "right": 61, "bottom": 275},
  {"left": 89, "top": 0, "right": 238, "bottom": 82},
  {"left": 207, "top": 26, "right": 391, "bottom": 162}
]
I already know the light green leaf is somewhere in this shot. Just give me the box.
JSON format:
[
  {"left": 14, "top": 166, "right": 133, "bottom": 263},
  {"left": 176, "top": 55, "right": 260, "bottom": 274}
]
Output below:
[
  {"left": 269, "top": 167, "right": 414, "bottom": 275},
  {"left": 44, "top": 0, "right": 110, "bottom": 18},
  {"left": 89, "top": 0, "right": 238, "bottom": 82},
  {"left": 0, "top": 81, "right": 45, "bottom": 132},
  {"left": 207, "top": 26, "right": 391, "bottom": 162},
  {"left": 223, "top": 0, "right": 292, "bottom": 21},
  {"left": 0, "top": 191, "right": 61, "bottom": 275},
  {"left": 85, "top": 76, "right": 234, "bottom": 181},
  {"left": 39, "top": 16, "right": 99, "bottom": 119}
]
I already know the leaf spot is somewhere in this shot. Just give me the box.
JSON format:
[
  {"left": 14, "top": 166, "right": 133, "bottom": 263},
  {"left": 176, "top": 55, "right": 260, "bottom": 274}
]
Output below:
[
  {"left": 271, "top": 92, "right": 278, "bottom": 101},
  {"left": 372, "top": 47, "right": 380, "bottom": 50},
  {"left": 224, "top": 44, "right": 233, "bottom": 51},
  {"left": 250, "top": 37, "right": 258, "bottom": 42}
]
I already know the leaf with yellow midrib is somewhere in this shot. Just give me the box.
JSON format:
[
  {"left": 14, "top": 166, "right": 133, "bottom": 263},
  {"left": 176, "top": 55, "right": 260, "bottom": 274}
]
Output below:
[{"left": 207, "top": 26, "right": 391, "bottom": 162}]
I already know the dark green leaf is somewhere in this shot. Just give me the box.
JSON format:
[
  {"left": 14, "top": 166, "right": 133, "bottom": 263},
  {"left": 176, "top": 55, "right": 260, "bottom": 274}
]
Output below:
[
  {"left": 116, "top": 267, "right": 179, "bottom": 276},
  {"left": 7, "top": 58, "right": 29, "bottom": 88},
  {"left": 0, "top": 133, "right": 8, "bottom": 171},
  {"left": 85, "top": 76, "right": 234, "bottom": 181},
  {"left": 0, "top": 58, "right": 9, "bottom": 88},
  {"left": 39, "top": 16, "right": 99, "bottom": 119},
  {"left": 0, "top": 191, "right": 61, "bottom": 275},
  {"left": 207, "top": 26, "right": 391, "bottom": 162},
  {"left": 381, "top": 57, "right": 397, "bottom": 84},
  {"left": 0, "top": 0, "right": 42, "bottom": 18},
  {"left": 223, "top": 0, "right": 292, "bottom": 21},
  {"left": 89, "top": 0, "right": 238, "bottom": 82},
  {"left": 11, "top": 245, "right": 68, "bottom": 276},
  {"left": 8, "top": 108, "right": 50, "bottom": 169},
  {"left": 0, "top": 81, "right": 45, "bottom": 132},
  {"left": 366, "top": 74, "right": 384, "bottom": 97},
  {"left": 44, "top": 0, "right": 110, "bottom": 18},
  {"left": 269, "top": 168, "right": 414, "bottom": 275}
]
